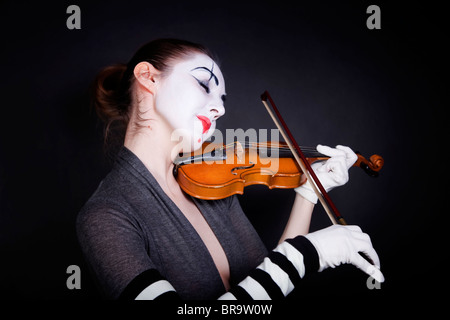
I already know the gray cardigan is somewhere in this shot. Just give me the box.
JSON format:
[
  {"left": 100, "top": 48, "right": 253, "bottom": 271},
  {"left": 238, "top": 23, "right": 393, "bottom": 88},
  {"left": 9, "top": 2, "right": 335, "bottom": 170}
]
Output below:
[{"left": 77, "top": 147, "right": 269, "bottom": 299}]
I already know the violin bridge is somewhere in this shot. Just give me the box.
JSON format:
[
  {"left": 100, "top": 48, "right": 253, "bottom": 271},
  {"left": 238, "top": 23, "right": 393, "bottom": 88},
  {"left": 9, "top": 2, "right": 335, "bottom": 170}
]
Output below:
[{"left": 234, "top": 141, "right": 244, "bottom": 162}]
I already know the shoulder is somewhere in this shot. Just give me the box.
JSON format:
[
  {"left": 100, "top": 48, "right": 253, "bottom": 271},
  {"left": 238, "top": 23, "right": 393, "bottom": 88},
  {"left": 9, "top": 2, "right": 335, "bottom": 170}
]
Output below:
[
  {"left": 76, "top": 168, "right": 144, "bottom": 241},
  {"left": 77, "top": 147, "right": 153, "bottom": 222}
]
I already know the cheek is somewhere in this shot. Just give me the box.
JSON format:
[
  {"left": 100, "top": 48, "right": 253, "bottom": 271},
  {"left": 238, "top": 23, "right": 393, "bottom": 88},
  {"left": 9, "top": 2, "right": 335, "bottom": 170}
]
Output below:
[
  {"left": 155, "top": 94, "right": 186, "bottom": 128},
  {"left": 158, "top": 84, "right": 204, "bottom": 123},
  {"left": 155, "top": 77, "right": 211, "bottom": 147}
]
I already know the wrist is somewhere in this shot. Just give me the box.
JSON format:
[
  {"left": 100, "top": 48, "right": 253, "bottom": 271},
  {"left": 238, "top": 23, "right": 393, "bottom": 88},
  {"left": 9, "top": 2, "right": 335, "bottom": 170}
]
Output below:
[{"left": 294, "top": 183, "right": 318, "bottom": 204}]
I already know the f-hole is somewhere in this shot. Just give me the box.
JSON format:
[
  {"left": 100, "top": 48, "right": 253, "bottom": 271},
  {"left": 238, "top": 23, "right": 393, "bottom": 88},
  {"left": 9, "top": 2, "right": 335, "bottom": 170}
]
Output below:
[{"left": 231, "top": 163, "right": 255, "bottom": 175}]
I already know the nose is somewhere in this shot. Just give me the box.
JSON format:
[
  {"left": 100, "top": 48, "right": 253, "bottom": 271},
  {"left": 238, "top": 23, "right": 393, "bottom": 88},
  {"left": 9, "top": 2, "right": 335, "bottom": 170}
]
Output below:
[{"left": 209, "top": 103, "right": 225, "bottom": 120}]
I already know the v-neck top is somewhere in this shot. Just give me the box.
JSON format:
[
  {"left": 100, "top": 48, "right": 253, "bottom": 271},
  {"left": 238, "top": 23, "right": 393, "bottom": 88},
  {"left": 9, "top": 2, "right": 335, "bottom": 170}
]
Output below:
[{"left": 77, "top": 147, "right": 268, "bottom": 299}]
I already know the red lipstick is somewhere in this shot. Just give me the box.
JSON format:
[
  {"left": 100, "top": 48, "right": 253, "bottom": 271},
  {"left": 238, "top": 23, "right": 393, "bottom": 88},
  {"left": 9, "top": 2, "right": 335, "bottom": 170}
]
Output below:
[{"left": 196, "top": 115, "right": 211, "bottom": 134}]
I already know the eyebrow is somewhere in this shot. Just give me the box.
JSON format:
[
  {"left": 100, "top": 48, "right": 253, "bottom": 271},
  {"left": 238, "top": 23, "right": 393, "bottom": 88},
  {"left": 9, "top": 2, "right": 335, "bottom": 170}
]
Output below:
[{"left": 191, "top": 64, "right": 219, "bottom": 86}]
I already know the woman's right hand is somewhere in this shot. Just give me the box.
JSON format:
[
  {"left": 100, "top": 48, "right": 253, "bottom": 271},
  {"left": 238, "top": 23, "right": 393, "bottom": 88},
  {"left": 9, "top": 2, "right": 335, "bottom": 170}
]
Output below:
[{"left": 305, "top": 225, "right": 385, "bottom": 283}]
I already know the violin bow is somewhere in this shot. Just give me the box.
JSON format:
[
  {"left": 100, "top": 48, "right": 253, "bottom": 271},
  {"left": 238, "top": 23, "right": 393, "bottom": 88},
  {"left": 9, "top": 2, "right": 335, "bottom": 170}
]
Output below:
[{"left": 261, "top": 91, "right": 346, "bottom": 225}]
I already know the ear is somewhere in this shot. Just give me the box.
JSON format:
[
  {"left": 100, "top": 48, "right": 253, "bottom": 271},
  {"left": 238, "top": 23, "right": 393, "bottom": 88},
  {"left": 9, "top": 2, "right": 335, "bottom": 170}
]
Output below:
[{"left": 133, "top": 62, "right": 161, "bottom": 94}]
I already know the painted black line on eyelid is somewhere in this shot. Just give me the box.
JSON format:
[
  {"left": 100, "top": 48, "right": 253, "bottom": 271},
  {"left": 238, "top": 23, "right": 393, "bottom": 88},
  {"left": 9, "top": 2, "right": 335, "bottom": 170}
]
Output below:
[
  {"left": 192, "top": 76, "right": 210, "bottom": 93},
  {"left": 192, "top": 75, "right": 226, "bottom": 102}
]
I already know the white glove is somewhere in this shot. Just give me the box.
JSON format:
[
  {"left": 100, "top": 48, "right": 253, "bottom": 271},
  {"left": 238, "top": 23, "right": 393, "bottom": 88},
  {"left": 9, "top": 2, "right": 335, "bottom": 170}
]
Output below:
[
  {"left": 305, "top": 225, "right": 385, "bottom": 283},
  {"left": 295, "top": 145, "right": 358, "bottom": 204}
]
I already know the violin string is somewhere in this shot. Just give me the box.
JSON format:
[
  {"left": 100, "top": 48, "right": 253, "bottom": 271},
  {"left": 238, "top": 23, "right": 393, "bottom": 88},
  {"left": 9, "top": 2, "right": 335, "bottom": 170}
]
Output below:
[
  {"left": 218, "top": 142, "right": 325, "bottom": 157},
  {"left": 220, "top": 142, "right": 321, "bottom": 152},
  {"left": 221, "top": 141, "right": 319, "bottom": 151}
]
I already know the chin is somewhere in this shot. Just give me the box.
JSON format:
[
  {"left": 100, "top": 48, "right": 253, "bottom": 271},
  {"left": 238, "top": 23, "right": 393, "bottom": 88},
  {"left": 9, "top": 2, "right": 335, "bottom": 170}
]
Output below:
[
  {"left": 191, "top": 137, "right": 204, "bottom": 152},
  {"left": 177, "top": 134, "right": 203, "bottom": 154},
  {"left": 170, "top": 127, "right": 202, "bottom": 154}
]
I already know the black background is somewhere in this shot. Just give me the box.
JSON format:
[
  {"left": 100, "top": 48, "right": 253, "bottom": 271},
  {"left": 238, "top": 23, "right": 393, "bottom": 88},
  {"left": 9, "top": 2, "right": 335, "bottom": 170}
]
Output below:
[{"left": 0, "top": 0, "right": 447, "bottom": 306}]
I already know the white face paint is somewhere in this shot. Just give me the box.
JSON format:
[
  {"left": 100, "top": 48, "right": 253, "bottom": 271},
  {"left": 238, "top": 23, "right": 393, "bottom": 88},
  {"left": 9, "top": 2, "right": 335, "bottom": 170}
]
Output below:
[{"left": 154, "top": 53, "right": 226, "bottom": 152}]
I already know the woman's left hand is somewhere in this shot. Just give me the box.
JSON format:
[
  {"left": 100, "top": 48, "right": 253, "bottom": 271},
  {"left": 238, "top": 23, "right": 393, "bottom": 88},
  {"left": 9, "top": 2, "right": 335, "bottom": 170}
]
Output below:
[{"left": 295, "top": 145, "right": 358, "bottom": 204}]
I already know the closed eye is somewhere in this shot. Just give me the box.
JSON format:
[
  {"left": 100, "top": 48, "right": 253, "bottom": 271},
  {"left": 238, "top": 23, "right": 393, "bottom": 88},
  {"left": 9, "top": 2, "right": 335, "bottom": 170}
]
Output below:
[
  {"left": 198, "top": 81, "right": 210, "bottom": 94},
  {"left": 192, "top": 76, "right": 210, "bottom": 94}
]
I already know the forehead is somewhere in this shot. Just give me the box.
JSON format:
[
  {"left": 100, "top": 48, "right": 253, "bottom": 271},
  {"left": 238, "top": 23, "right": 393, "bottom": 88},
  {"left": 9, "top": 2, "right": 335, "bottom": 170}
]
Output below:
[{"left": 172, "top": 53, "right": 225, "bottom": 83}]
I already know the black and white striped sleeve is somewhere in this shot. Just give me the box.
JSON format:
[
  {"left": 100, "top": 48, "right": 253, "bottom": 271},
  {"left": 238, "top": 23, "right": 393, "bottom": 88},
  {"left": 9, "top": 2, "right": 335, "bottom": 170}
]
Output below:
[
  {"left": 119, "top": 236, "right": 319, "bottom": 300},
  {"left": 219, "top": 236, "right": 319, "bottom": 300},
  {"left": 119, "top": 269, "right": 180, "bottom": 300}
]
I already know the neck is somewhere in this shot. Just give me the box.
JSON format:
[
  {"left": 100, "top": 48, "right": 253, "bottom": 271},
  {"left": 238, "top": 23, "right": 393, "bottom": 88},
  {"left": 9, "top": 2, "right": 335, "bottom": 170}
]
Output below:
[{"left": 124, "top": 118, "right": 181, "bottom": 190}]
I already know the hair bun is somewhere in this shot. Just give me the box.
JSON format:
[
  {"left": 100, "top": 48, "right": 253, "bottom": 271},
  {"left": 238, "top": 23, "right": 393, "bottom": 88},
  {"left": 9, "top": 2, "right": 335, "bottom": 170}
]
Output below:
[{"left": 92, "top": 63, "right": 128, "bottom": 122}]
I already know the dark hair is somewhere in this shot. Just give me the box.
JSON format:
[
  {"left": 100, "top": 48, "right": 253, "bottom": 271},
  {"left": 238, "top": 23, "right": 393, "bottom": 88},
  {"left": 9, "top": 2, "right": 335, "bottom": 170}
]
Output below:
[{"left": 92, "top": 38, "right": 214, "bottom": 149}]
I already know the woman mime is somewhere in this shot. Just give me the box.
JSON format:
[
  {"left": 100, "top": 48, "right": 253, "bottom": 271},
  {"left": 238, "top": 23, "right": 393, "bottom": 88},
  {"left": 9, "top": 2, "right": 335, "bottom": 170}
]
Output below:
[{"left": 77, "top": 38, "right": 384, "bottom": 300}]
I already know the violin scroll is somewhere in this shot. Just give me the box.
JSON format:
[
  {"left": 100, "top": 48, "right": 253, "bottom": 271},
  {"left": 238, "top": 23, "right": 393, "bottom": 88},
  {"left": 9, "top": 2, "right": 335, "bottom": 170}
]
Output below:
[{"left": 355, "top": 153, "right": 384, "bottom": 177}]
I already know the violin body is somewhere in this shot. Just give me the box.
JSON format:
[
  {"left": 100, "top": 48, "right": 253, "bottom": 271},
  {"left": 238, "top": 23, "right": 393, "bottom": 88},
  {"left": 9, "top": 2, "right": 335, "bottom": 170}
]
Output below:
[{"left": 174, "top": 141, "right": 384, "bottom": 200}]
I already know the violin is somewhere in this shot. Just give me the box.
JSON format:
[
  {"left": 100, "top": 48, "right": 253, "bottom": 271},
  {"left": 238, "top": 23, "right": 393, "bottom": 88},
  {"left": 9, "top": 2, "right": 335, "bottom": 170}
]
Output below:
[
  {"left": 173, "top": 141, "right": 384, "bottom": 201},
  {"left": 174, "top": 91, "right": 384, "bottom": 225}
]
